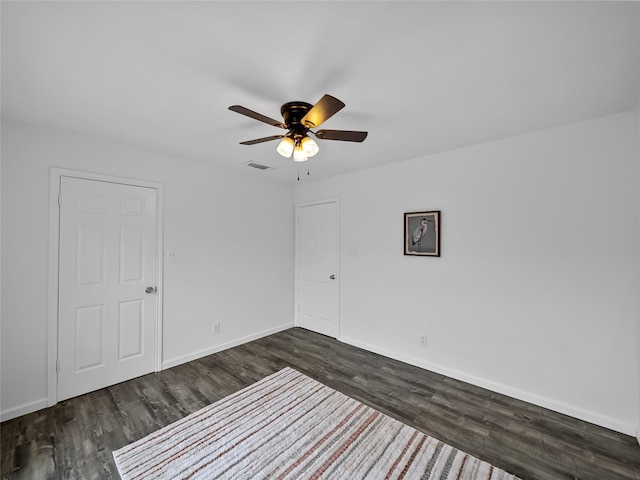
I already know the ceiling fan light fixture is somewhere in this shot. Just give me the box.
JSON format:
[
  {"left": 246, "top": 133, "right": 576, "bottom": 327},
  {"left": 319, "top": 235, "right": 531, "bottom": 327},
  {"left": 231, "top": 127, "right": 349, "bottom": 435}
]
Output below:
[
  {"left": 293, "top": 145, "right": 308, "bottom": 162},
  {"left": 230, "top": 94, "right": 367, "bottom": 170},
  {"left": 301, "top": 136, "right": 319, "bottom": 157},
  {"left": 276, "top": 136, "right": 295, "bottom": 157}
]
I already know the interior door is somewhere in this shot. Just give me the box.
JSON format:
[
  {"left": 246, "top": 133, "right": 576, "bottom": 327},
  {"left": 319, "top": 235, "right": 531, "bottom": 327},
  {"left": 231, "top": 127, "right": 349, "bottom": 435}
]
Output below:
[
  {"left": 297, "top": 201, "right": 339, "bottom": 338},
  {"left": 57, "top": 176, "right": 158, "bottom": 401}
]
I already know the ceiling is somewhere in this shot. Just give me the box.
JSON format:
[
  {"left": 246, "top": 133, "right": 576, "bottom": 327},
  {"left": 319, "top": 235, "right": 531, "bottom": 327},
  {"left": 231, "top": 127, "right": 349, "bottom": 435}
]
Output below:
[{"left": 2, "top": 1, "right": 639, "bottom": 184}]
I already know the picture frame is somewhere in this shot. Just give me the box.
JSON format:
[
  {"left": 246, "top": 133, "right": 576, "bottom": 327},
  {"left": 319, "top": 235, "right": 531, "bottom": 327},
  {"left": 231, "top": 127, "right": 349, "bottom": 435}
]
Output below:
[{"left": 404, "top": 211, "right": 440, "bottom": 257}]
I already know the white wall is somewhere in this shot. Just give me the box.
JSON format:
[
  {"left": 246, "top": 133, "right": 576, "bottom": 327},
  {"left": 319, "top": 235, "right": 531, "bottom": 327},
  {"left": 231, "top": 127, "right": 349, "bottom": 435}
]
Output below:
[
  {"left": 295, "top": 112, "right": 639, "bottom": 435},
  {"left": 0, "top": 119, "right": 294, "bottom": 421}
]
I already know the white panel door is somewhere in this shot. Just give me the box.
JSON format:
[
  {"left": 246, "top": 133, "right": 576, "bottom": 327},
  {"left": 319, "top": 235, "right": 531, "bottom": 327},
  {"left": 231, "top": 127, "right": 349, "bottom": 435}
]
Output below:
[
  {"left": 297, "top": 201, "right": 339, "bottom": 338},
  {"left": 58, "top": 176, "right": 158, "bottom": 400}
]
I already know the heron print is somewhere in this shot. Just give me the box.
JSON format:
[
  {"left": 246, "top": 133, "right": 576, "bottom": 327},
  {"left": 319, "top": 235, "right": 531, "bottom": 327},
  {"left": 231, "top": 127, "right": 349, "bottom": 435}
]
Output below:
[{"left": 404, "top": 211, "right": 440, "bottom": 257}]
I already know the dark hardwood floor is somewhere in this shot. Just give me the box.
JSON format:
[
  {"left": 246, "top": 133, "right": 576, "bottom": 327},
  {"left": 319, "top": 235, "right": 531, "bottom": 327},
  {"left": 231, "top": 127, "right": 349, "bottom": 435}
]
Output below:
[{"left": 2, "top": 327, "right": 639, "bottom": 479}]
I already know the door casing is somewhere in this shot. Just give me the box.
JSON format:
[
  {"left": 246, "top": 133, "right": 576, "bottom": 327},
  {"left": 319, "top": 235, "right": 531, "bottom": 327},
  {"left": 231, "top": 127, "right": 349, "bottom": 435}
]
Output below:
[{"left": 47, "top": 168, "right": 164, "bottom": 406}]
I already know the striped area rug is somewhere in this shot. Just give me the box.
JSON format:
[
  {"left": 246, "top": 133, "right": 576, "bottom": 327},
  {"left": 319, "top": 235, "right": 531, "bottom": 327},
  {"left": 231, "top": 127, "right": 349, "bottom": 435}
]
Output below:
[{"left": 113, "top": 367, "right": 521, "bottom": 479}]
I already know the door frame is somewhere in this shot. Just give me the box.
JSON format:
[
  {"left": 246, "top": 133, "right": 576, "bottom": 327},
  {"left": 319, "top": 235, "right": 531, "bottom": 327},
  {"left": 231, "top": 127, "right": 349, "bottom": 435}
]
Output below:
[
  {"left": 294, "top": 197, "right": 340, "bottom": 338},
  {"left": 47, "top": 168, "right": 164, "bottom": 406}
]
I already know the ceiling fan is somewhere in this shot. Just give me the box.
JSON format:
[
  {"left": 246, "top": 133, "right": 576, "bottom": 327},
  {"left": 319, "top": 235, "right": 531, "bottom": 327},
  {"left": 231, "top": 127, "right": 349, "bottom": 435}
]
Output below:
[{"left": 229, "top": 94, "right": 367, "bottom": 163}]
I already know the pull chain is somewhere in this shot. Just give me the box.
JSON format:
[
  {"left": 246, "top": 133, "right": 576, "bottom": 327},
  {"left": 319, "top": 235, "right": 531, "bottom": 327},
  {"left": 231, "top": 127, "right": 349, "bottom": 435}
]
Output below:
[{"left": 296, "top": 165, "right": 310, "bottom": 181}]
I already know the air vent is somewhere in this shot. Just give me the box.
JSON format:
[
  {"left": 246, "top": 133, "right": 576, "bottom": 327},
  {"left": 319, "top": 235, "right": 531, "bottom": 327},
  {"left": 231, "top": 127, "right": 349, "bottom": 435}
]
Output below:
[{"left": 245, "top": 161, "right": 273, "bottom": 170}]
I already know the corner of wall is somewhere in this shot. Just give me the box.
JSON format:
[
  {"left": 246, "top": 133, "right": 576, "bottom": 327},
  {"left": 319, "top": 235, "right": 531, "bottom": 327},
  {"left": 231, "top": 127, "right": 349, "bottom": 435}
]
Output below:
[{"left": 637, "top": 101, "right": 640, "bottom": 445}]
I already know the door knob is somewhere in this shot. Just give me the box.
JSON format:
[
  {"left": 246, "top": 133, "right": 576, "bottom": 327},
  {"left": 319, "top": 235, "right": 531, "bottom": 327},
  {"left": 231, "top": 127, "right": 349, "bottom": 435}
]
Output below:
[
  {"left": 330, "top": 275, "right": 336, "bottom": 280},
  {"left": 145, "top": 286, "right": 157, "bottom": 294}
]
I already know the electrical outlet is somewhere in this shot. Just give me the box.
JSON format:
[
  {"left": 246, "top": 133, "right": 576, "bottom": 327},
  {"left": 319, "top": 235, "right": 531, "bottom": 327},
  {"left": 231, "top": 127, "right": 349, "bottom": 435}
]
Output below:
[
  {"left": 420, "top": 336, "right": 428, "bottom": 347},
  {"left": 212, "top": 322, "right": 221, "bottom": 334}
]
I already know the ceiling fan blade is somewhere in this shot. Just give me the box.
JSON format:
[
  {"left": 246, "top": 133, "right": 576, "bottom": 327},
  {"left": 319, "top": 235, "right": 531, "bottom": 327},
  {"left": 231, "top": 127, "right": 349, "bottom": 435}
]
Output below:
[
  {"left": 315, "top": 129, "right": 368, "bottom": 142},
  {"left": 239, "top": 135, "right": 285, "bottom": 145},
  {"left": 301, "top": 94, "right": 346, "bottom": 128},
  {"left": 229, "top": 105, "right": 285, "bottom": 128}
]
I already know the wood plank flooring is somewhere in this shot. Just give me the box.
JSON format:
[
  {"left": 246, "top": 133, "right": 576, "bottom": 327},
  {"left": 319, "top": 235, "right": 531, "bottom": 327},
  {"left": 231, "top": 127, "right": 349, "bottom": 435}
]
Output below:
[{"left": 2, "top": 327, "right": 639, "bottom": 479}]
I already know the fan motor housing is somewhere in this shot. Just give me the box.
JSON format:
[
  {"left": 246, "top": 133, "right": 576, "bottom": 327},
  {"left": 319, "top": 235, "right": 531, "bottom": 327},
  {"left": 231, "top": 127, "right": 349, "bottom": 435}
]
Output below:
[{"left": 280, "top": 102, "right": 313, "bottom": 132}]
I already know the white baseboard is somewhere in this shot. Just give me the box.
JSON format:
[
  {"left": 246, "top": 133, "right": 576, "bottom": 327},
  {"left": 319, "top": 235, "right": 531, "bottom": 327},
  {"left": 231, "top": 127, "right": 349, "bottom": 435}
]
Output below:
[
  {"left": 162, "top": 322, "right": 294, "bottom": 370},
  {"left": 339, "top": 334, "right": 635, "bottom": 437},
  {"left": 1, "top": 397, "right": 49, "bottom": 423}
]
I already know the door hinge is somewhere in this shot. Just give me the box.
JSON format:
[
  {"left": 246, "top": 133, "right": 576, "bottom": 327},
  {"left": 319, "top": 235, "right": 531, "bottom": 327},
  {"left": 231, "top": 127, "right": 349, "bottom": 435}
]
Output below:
[
  {"left": 56, "top": 360, "right": 60, "bottom": 373},
  {"left": 58, "top": 193, "right": 62, "bottom": 207}
]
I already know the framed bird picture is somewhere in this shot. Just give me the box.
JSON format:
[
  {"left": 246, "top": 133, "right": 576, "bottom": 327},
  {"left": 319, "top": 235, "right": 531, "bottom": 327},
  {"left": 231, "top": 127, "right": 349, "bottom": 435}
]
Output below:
[{"left": 404, "top": 211, "right": 440, "bottom": 257}]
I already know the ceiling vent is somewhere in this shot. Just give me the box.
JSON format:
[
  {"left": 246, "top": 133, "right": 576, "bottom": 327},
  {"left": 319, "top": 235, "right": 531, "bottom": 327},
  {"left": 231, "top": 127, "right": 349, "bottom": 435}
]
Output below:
[{"left": 245, "top": 161, "right": 273, "bottom": 170}]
